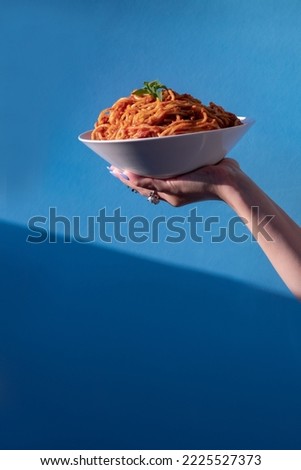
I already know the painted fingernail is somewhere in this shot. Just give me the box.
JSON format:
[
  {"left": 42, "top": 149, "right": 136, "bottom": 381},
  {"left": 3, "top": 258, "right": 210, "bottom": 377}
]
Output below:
[
  {"left": 107, "top": 166, "right": 130, "bottom": 181},
  {"left": 119, "top": 172, "right": 130, "bottom": 181},
  {"left": 108, "top": 170, "right": 118, "bottom": 178}
]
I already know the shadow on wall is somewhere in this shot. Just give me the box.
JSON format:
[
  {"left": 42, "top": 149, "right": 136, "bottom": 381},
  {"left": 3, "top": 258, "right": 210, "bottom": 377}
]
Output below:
[{"left": 0, "top": 221, "right": 300, "bottom": 450}]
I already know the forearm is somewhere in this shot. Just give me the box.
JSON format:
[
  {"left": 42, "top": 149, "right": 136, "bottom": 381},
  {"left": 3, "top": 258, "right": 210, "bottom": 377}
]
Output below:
[{"left": 219, "top": 171, "right": 301, "bottom": 299}]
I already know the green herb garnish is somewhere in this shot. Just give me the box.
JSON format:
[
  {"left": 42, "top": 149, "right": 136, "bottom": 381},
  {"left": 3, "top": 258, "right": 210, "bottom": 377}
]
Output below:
[{"left": 132, "top": 80, "right": 168, "bottom": 101}]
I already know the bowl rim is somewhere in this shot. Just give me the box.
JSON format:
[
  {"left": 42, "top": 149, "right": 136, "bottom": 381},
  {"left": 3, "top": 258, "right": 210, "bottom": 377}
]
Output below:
[{"left": 78, "top": 116, "right": 255, "bottom": 144}]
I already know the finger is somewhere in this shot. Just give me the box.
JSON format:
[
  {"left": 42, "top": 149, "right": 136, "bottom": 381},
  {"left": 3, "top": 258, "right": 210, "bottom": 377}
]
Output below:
[
  {"left": 109, "top": 168, "right": 175, "bottom": 205},
  {"left": 109, "top": 168, "right": 142, "bottom": 191},
  {"left": 110, "top": 167, "right": 172, "bottom": 193},
  {"left": 109, "top": 169, "right": 154, "bottom": 198}
]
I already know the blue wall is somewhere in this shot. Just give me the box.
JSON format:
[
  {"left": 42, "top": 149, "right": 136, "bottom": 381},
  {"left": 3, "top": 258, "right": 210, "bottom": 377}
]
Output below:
[{"left": 1, "top": 0, "right": 301, "bottom": 449}]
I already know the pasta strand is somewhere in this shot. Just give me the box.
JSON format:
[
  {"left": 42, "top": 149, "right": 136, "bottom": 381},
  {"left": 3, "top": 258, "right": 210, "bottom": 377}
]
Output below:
[{"left": 91, "top": 89, "right": 242, "bottom": 140}]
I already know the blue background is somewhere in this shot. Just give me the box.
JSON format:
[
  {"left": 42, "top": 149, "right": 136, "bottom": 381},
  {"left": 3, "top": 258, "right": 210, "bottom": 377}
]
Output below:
[{"left": 1, "top": 0, "right": 301, "bottom": 449}]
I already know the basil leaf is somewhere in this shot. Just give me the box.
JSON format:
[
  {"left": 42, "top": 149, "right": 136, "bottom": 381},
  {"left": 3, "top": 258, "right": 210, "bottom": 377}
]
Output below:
[{"left": 132, "top": 80, "right": 167, "bottom": 101}]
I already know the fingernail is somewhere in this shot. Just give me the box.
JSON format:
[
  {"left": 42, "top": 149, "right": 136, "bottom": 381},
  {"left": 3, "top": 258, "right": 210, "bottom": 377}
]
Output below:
[
  {"left": 118, "top": 172, "right": 130, "bottom": 181},
  {"left": 107, "top": 166, "right": 130, "bottom": 181}
]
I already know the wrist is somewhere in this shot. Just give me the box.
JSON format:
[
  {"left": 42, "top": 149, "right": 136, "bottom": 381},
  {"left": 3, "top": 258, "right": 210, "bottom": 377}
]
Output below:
[{"left": 211, "top": 162, "right": 250, "bottom": 207}]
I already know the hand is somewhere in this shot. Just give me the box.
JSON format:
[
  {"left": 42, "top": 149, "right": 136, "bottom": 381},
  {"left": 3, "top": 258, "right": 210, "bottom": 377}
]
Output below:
[{"left": 109, "top": 158, "right": 242, "bottom": 206}]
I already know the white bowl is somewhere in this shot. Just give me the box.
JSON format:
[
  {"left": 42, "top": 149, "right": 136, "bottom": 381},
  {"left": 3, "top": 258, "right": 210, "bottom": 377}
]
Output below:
[{"left": 78, "top": 117, "right": 254, "bottom": 178}]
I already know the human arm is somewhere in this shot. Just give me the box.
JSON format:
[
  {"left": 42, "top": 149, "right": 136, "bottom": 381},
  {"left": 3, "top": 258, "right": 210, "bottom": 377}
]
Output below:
[{"left": 110, "top": 159, "right": 301, "bottom": 299}]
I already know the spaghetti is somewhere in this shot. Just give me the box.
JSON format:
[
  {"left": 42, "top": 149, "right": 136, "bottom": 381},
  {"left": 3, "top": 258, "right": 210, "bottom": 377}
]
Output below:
[{"left": 91, "top": 84, "right": 242, "bottom": 141}]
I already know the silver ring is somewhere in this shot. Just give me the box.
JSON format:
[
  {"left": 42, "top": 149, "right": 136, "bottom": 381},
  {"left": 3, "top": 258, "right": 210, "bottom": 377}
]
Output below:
[{"left": 147, "top": 190, "right": 160, "bottom": 205}]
